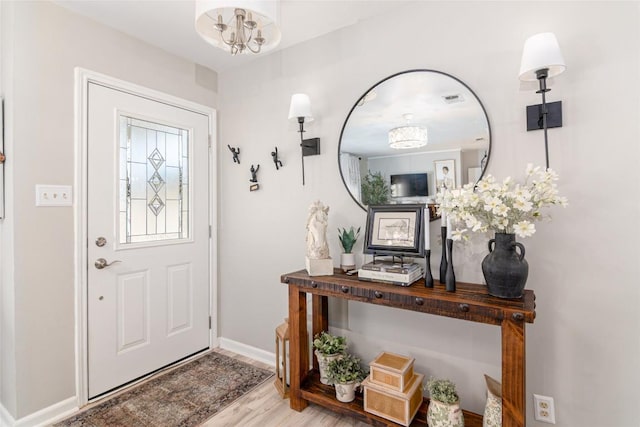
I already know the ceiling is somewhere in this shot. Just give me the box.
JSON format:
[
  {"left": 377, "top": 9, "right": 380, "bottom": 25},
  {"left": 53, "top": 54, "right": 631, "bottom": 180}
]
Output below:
[
  {"left": 53, "top": 0, "right": 405, "bottom": 73},
  {"left": 341, "top": 70, "right": 491, "bottom": 158}
]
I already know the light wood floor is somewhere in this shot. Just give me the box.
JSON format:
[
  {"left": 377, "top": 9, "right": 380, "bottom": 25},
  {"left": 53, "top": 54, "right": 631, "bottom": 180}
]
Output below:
[{"left": 203, "top": 348, "right": 369, "bottom": 427}]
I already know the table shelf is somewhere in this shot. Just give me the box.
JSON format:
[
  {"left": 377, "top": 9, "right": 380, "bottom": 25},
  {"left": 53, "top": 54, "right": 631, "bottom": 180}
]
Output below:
[
  {"left": 282, "top": 269, "right": 535, "bottom": 427},
  {"left": 300, "top": 371, "right": 483, "bottom": 427}
]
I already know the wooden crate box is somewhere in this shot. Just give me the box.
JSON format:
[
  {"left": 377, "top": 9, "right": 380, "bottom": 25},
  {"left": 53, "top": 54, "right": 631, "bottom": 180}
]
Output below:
[
  {"left": 369, "top": 351, "right": 415, "bottom": 392},
  {"left": 363, "top": 373, "right": 424, "bottom": 427}
]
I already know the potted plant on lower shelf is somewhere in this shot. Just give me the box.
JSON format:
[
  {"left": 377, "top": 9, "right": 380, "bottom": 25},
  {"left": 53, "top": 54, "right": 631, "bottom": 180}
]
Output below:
[
  {"left": 425, "top": 377, "right": 464, "bottom": 427},
  {"left": 338, "top": 226, "right": 360, "bottom": 272},
  {"left": 326, "top": 353, "right": 368, "bottom": 403},
  {"left": 313, "top": 331, "right": 347, "bottom": 385}
]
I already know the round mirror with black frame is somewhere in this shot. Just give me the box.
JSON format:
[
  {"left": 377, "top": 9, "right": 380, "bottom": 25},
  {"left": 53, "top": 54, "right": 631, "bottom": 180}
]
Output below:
[{"left": 338, "top": 69, "right": 492, "bottom": 214}]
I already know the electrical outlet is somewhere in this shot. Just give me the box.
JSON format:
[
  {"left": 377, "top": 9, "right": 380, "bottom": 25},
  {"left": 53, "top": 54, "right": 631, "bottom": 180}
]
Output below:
[
  {"left": 35, "top": 185, "right": 73, "bottom": 207},
  {"left": 533, "top": 394, "right": 556, "bottom": 424}
]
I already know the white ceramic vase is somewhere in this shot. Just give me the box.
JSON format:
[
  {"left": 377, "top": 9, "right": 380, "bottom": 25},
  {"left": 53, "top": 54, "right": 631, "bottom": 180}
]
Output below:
[
  {"left": 315, "top": 350, "right": 342, "bottom": 385},
  {"left": 334, "top": 381, "right": 358, "bottom": 403},
  {"left": 426, "top": 399, "right": 464, "bottom": 427},
  {"left": 340, "top": 253, "right": 356, "bottom": 272},
  {"left": 483, "top": 375, "right": 502, "bottom": 427}
]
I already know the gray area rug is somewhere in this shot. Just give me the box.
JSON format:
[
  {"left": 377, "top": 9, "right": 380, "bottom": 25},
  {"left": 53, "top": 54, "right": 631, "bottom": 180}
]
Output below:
[{"left": 54, "top": 352, "right": 273, "bottom": 427}]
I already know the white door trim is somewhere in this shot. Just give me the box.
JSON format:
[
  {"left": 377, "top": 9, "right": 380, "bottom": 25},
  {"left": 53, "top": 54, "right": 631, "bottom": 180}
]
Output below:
[{"left": 73, "top": 68, "right": 218, "bottom": 407}]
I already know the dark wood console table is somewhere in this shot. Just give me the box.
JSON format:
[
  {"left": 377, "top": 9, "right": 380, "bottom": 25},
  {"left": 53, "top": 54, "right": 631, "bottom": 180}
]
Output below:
[{"left": 281, "top": 269, "right": 535, "bottom": 427}]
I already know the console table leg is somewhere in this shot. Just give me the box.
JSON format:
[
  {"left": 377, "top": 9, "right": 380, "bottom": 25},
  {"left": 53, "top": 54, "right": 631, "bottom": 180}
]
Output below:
[
  {"left": 311, "top": 295, "right": 328, "bottom": 371},
  {"left": 289, "top": 285, "right": 309, "bottom": 411},
  {"left": 502, "top": 318, "right": 526, "bottom": 427}
]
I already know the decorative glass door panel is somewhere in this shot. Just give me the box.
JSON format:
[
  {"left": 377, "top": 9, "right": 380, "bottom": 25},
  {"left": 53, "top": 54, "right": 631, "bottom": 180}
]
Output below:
[{"left": 119, "top": 116, "right": 190, "bottom": 244}]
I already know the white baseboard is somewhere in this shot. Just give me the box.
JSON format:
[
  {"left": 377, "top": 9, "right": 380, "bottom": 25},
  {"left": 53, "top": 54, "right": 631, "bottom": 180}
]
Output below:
[
  {"left": 218, "top": 337, "right": 275, "bottom": 367},
  {"left": 1, "top": 396, "right": 77, "bottom": 427},
  {"left": 1, "top": 403, "right": 14, "bottom": 427}
]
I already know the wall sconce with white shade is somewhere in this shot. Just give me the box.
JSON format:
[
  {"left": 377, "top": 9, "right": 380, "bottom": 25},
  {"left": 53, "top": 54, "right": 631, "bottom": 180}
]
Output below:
[
  {"left": 519, "top": 32, "right": 566, "bottom": 169},
  {"left": 288, "top": 94, "right": 320, "bottom": 185},
  {"left": 195, "top": 0, "right": 281, "bottom": 56}
]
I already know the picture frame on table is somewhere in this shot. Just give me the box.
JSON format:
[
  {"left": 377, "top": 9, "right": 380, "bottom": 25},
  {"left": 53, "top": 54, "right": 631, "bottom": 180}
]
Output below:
[
  {"left": 364, "top": 204, "right": 425, "bottom": 257},
  {"left": 434, "top": 159, "right": 456, "bottom": 191}
]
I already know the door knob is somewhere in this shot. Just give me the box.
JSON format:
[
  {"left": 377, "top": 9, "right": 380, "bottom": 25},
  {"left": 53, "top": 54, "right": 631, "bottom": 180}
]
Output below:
[{"left": 95, "top": 258, "right": 121, "bottom": 269}]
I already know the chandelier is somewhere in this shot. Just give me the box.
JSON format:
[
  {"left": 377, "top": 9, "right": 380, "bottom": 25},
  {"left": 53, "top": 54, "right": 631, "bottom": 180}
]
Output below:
[
  {"left": 388, "top": 114, "right": 428, "bottom": 149},
  {"left": 195, "top": 1, "right": 281, "bottom": 56}
]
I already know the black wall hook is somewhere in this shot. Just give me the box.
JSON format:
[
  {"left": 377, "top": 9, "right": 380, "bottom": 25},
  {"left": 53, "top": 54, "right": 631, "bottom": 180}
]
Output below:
[
  {"left": 227, "top": 145, "right": 240, "bottom": 164},
  {"left": 271, "top": 147, "right": 283, "bottom": 170},
  {"left": 249, "top": 164, "right": 260, "bottom": 183}
]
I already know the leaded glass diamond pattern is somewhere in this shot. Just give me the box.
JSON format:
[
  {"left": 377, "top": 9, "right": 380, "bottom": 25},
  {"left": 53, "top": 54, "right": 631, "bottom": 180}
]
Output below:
[
  {"left": 148, "top": 194, "right": 165, "bottom": 216},
  {"left": 148, "top": 148, "right": 165, "bottom": 170},
  {"left": 148, "top": 171, "right": 165, "bottom": 193},
  {"left": 119, "top": 115, "right": 189, "bottom": 244},
  {"left": 147, "top": 148, "right": 166, "bottom": 216}
]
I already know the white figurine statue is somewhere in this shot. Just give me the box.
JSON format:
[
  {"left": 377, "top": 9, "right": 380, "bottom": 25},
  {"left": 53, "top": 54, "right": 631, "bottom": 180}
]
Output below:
[
  {"left": 306, "top": 201, "right": 330, "bottom": 259},
  {"left": 305, "top": 200, "right": 334, "bottom": 276}
]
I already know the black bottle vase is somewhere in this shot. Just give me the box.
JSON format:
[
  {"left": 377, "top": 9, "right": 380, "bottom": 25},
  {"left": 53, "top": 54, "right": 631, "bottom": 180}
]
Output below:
[
  {"left": 424, "top": 250, "right": 434, "bottom": 288},
  {"left": 439, "top": 226, "right": 447, "bottom": 283},
  {"left": 482, "top": 233, "right": 529, "bottom": 299},
  {"left": 445, "top": 239, "right": 456, "bottom": 292}
]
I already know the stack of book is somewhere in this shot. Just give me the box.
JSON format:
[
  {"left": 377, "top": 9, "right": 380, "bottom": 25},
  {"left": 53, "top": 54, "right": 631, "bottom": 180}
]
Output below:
[{"left": 358, "top": 262, "right": 423, "bottom": 286}]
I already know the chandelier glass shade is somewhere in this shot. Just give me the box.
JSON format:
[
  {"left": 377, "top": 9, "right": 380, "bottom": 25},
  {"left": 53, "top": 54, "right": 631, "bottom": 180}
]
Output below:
[
  {"left": 195, "top": 0, "right": 281, "bottom": 55},
  {"left": 388, "top": 125, "right": 428, "bottom": 149}
]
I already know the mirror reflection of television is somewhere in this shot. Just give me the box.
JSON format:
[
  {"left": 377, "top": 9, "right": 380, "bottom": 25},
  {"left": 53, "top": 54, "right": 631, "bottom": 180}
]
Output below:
[{"left": 390, "top": 173, "right": 428, "bottom": 198}]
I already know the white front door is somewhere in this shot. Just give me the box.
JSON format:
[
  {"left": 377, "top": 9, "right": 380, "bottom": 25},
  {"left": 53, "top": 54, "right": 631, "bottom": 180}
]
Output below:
[{"left": 87, "top": 82, "right": 211, "bottom": 398}]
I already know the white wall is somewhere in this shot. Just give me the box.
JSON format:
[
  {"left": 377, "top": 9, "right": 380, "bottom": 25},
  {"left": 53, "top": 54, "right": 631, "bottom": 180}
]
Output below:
[
  {"left": 218, "top": 2, "right": 640, "bottom": 425},
  {"left": 0, "top": 0, "right": 217, "bottom": 420}
]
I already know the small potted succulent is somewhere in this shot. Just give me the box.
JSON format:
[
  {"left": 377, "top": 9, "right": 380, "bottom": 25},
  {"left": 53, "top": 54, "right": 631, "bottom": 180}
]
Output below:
[
  {"left": 425, "top": 377, "right": 464, "bottom": 427},
  {"left": 313, "top": 331, "right": 347, "bottom": 385},
  {"left": 337, "top": 226, "right": 361, "bottom": 272},
  {"left": 326, "top": 353, "right": 368, "bottom": 403}
]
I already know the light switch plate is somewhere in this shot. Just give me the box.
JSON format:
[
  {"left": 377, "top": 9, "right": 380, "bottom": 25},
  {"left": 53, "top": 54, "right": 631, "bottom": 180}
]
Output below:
[{"left": 35, "top": 185, "right": 73, "bottom": 206}]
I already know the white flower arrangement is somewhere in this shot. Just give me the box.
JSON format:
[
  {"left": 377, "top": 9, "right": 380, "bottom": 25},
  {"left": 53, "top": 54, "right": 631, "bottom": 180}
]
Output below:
[{"left": 437, "top": 164, "right": 567, "bottom": 240}]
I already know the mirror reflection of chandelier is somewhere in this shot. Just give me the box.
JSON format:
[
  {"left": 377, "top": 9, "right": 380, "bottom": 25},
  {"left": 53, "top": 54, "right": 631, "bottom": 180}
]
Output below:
[
  {"left": 388, "top": 113, "right": 428, "bottom": 149},
  {"left": 195, "top": 0, "right": 281, "bottom": 56}
]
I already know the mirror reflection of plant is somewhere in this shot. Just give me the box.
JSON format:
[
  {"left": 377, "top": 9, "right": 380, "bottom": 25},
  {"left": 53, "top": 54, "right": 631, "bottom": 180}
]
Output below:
[
  {"left": 326, "top": 353, "right": 368, "bottom": 385},
  {"left": 313, "top": 331, "right": 347, "bottom": 356},
  {"left": 338, "top": 226, "right": 361, "bottom": 253},
  {"left": 361, "top": 171, "right": 390, "bottom": 205}
]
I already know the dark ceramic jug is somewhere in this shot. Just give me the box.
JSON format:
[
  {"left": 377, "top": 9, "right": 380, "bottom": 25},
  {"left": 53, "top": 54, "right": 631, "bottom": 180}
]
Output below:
[{"left": 481, "top": 233, "right": 528, "bottom": 299}]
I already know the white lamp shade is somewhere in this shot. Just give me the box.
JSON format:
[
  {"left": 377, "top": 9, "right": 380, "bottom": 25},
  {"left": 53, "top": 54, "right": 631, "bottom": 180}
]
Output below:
[
  {"left": 519, "top": 32, "right": 566, "bottom": 81},
  {"left": 288, "top": 94, "right": 314, "bottom": 121},
  {"left": 195, "top": 0, "right": 282, "bottom": 53}
]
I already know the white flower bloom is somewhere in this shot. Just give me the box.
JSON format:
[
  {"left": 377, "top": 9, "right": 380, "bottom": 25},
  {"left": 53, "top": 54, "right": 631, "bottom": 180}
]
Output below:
[
  {"left": 514, "top": 221, "right": 536, "bottom": 238},
  {"left": 477, "top": 179, "right": 493, "bottom": 192},
  {"left": 491, "top": 217, "right": 508, "bottom": 230},
  {"left": 526, "top": 164, "right": 540, "bottom": 176},
  {"left": 464, "top": 214, "right": 479, "bottom": 228},
  {"left": 514, "top": 186, "right": 532, "bottom": 201},
  {"left": 493, "top": 204, "right": 510, "bottom": 217},
  {"left": 484, "top": 197, "right": 502, "bottom": 212},
  {"left": 513, "top": 198, "right": 533, "bottom": 212},
  {"left": 451, "top": 228, "right": 467, "bottom": 241},
  {"left": 438, "top": 165, "right": 566, "bottom": 238}
]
